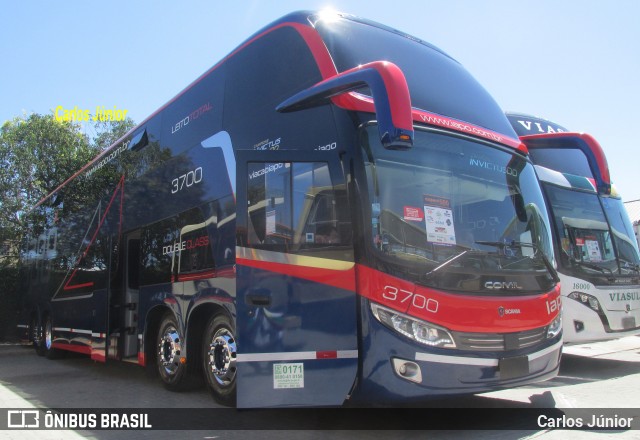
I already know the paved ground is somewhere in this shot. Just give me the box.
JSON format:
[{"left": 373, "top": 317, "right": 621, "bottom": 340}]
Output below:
[{"left": 1, "top": 336, "right": 639, "bottom": 439}]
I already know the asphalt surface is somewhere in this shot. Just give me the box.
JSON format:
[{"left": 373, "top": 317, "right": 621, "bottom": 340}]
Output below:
[{"left": 1, "top": 336, "right": 640, "bottom": 439}]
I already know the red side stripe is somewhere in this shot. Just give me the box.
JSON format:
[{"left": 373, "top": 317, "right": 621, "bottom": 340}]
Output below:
[
  {"left": 316, "top": 351, "right": 338, "bottom": 359},
  {"left": 176, "top": 270, "right": 217, "bottom": 282},
  {"left": 52, "top": 342, "right": 92, "bottom": 355},
  {"left": 91, "top": 351, "right": 106, "bottom": 362}
]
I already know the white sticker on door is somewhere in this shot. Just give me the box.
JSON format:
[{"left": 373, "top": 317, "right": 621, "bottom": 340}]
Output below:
[{"left": 273, "top": 363, "right": 304, "bottom": 389}]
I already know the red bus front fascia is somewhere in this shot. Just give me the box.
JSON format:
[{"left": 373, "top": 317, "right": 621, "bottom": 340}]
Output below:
[
  {"left": 235, "top": 250, "right": 560, "bottom": 333},
  {"left": 356, "top": 264, "right": 561, "bottom": 333}
]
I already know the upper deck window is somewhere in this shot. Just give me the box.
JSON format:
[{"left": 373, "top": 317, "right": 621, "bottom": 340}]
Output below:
[{"left": 129, "top": 129, "right": 148, "bottom": 151}]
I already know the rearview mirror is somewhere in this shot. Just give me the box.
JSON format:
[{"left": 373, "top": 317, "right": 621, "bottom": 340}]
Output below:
[
  {"left": 520, "top": 132, "right": 611, "bottom": 195},
  {"left": 277, "top": 61, "right": 414, "bottom": 150}
]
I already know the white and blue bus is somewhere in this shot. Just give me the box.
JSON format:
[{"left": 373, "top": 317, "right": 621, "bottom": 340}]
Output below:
[{"left": 508, "top": 112, "right": 640, "bottom": 344}]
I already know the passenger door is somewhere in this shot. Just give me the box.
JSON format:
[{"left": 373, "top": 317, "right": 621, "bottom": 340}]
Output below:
[{"left": 235, "top": 150, "right": 358, "bottom": 407}]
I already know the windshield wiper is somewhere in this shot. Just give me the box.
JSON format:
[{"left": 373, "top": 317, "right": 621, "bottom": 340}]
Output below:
[
  {"left": 476, "top": 240, "right": 560, "bottom": 283},
  {"left": 616, "top": 257, "right": 640, "bottom": 274},
  {"left": 566, "top": 255, "right": 614, "bottom": 276},
  {"left": 423, "top": 248, "right": 474, "bottom": 281}
]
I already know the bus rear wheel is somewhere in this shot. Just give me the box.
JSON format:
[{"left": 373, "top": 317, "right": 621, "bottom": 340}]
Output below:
[
  {"left": 156, "top": 313, "right": 196, "bottom": 391},
  {"left": 30, "top": 315, "right": 43, "bottom": 356},
  {"left": 41, "top": 314, "right": 63, "bottom": 359},
  {"left": 202, "top": 314, "right": 237, "bottom": 406}
]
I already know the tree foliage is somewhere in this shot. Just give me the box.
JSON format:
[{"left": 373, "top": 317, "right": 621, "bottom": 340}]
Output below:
[
  {"left": 0, "top": 112, "right": 136, "bottom": 340},
  {"left": 0, "top": 113, "right": 135, "bottom": 267},
  {"left": 92, "top": 117, "right": 136, "bottom": 151}
]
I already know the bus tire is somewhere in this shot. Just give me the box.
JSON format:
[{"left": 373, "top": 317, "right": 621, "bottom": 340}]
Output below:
[
  {"left": 156, "top": 312, "right": 197, "bottom": 391},
  {"left": 202, "top": 314, "right": 237, "bottom": 407},
  {"left": 42, "top": 314, "right": 63, "bottom": 360},
  {"left": 30, "top": 315, "right": 44, "bottom": 356}
]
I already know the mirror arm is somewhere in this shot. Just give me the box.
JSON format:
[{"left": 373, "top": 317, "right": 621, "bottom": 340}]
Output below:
[{"left": 277, "top": 61, "right": 413, "bottom": 150}]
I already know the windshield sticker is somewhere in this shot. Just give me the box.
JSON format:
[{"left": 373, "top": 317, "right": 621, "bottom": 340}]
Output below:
[
  {"left": 404, "top": 206, "right": 424, "bottom": 222},
  {"left": 585, "top": 239, "right": 602, "bottom": 262},
  {"left": 423, "top": 195, "right": 456, "bottom": 245}
]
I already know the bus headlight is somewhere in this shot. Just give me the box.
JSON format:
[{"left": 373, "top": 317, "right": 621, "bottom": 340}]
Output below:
[
  {"left": 370, "top": 303, "right": 456, "bottom": 348},
  {"left": 547, "top": 311, "right": 562, "bottom": 339},
  {"left": 568, "top": 291, "right": 601, "bottom": 313}
]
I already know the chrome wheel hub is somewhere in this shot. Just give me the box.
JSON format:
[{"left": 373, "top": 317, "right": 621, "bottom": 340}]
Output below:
[
  {"left": 207, "top": 328, "right": 237, "bottom": 387},
  {"left": 158, "top": 326, "right": 182, "bottom": 375},
  {"left": 45, "top": 320, "right": 52, "bottom": 350}
]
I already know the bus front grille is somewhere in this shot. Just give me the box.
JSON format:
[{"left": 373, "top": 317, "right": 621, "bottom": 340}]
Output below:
[{"left": 452, "top": 327, "right": 548, "bottom": 351}]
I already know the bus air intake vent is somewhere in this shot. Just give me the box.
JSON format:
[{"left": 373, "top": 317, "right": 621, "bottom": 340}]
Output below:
[{"left": 452, "top": 327, "right": 547, "bottom": 351}]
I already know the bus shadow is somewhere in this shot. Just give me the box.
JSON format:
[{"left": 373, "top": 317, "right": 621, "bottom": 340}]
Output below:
[{"left": 548, "top": 352, "right": 640, "bottom": 386}]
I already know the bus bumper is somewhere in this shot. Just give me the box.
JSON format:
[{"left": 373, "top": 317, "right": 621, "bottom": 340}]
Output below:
[
  {"left": 563, "top": 299, "right": 640, "bottom": 344},
  {"left": 353, "top": 313, "right": 562, "bottom": 404}
]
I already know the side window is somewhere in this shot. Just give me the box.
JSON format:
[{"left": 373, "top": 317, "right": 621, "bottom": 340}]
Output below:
[
  {"left": 141, "top": 217, "right": 179, "bottom": 285},
  {"left": 177, "top": 207, "right": 215, "bottom": 278},
  {"left": 247, "top": 162, "right": 292, "bottom": 245},
  {"left": 247, "top": 162, "right": 348, "bottom": 251},
  {"left": 140, "top": 205, "right": 217, "bottom": 285}
]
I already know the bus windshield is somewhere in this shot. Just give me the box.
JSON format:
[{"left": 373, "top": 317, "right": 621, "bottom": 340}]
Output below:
[
  {"left": 545, "top": 184, "right": 640, "bottom": 276},
  {"left": 602, "top": 196, "right": 640, "bottom": 269},
  {"left": 360, "top": 125, "right": 556, "bottom": 293}
]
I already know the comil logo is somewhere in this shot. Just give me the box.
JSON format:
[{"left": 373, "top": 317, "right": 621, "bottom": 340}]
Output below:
[{"left": 484, "top": 281, "right": 522, "bottom": 290}]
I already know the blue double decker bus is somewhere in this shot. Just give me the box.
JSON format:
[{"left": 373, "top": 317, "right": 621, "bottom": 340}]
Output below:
[{"left": 18, "top": 11, "right": 562, "bottom": 408}]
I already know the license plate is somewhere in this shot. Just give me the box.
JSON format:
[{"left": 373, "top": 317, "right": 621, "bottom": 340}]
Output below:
[
  {"left": 499, "top": 355, "right": 529, "bottom": 380},
  {"left": 622, "top": 316, "right": 636, "bottom": 330}
]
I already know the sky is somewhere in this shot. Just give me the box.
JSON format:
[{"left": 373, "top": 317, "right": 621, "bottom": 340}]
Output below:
[{"left": 1, "top": 1, "right": 639, "bottom": 202}]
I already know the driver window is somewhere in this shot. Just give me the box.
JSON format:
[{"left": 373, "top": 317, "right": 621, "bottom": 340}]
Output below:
[{"left": 247, "top": 162, "right": 349, "bottom": 251}]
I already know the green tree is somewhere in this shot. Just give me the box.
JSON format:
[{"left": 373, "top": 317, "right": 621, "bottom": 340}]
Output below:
[
  {"left": 92, "top": 117, "right": 136, "bottom": 151},
  {"left": 0, "top": 114, "right": 98, "bottom": 265},
  {"left": 0, "top": 114, "right": 137, "bottom": 265},
  {"left": 0, "top": 113, "right": 137, "bottom": 341},
  {"left": 0, "top": 114, "right": 91, "bottom": 341}
]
